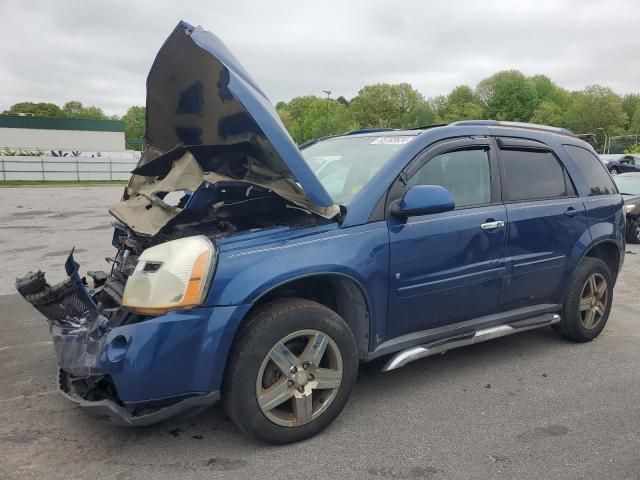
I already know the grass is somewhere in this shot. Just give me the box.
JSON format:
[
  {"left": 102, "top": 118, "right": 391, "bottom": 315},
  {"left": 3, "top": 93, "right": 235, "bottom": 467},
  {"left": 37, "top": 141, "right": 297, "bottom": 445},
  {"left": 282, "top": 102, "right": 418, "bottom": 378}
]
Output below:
[{"left": 0, "top": 180, "right": 127, "bottom": 187}]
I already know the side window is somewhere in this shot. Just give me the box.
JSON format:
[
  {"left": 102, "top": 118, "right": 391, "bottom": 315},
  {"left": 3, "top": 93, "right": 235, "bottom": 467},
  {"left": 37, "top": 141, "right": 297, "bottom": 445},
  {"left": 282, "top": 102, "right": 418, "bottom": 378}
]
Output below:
[
  {"left": 563, "top": 144, "right": 616, "bottom": 196},
  {"left": 407, "top": 148, "right": 491, "bottom": 208},
  {"left": 500, "top": 149, "right": 568, "bottom": 201}
]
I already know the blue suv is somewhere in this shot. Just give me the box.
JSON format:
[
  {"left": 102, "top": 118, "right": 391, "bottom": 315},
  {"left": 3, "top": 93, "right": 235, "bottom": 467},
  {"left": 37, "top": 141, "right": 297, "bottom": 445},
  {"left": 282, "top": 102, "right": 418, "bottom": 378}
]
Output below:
[{"left": 17, "top": 22, "right": 625, "bottom": 444}]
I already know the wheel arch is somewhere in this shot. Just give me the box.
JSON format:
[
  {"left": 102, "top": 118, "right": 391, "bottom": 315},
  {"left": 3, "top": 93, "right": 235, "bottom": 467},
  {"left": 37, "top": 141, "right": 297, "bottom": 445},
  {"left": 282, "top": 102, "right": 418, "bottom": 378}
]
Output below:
[
  {"left": 242, "top": 273, "right": 372, "bottom": 359},
  {"left": 580, "top": 239, "right": 622, "bottom": 282}
]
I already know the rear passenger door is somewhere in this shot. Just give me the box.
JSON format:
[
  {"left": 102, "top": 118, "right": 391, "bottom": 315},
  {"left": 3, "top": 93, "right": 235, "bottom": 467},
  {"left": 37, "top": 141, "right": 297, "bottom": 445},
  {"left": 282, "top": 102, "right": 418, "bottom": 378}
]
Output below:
[{"left": 496, "top": 138, "right": 590, "bottom": 310}]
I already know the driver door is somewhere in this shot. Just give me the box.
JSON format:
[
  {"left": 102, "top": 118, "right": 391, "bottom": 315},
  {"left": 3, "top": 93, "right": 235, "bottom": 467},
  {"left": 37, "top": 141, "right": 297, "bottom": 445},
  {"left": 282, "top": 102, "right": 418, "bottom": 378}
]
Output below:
[{"left": 387, "top": 138, "right": 507, "bottom": 339}]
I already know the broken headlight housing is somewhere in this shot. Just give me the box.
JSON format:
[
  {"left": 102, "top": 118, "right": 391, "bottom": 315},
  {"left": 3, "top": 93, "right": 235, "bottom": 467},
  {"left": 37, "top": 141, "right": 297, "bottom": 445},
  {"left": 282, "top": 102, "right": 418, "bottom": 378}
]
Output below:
[{"left": 121, "top": 236, "right": 217, "bottom": 314}]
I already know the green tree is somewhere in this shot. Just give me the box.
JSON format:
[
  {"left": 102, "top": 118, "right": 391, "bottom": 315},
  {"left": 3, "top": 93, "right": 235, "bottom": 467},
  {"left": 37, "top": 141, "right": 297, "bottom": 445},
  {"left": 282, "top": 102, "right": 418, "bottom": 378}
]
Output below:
[
  {"left": 2, "top": 102, "right": 64, "bottom": 117},
  {"left": 529, "top": 75, "right": 564, "bottom": 103},
  {"left": 349, "top": 83, "right": 433, "bottom": 129},
  {"left": 530, "top": 100, "right": 566, "bottom": 127},
  {"left": 277, "top": 96, "right": 357, "bottom": 144},
  {"left": 432, "top": 85, "right": 485, "bottom": 123},
  {"left": 62, "top": 101, "right": 109, "bottom": 120},
  {"left": 622, "top": 94, "right": 640, "bottom": 129},
  {"left": 62, "top": 101, "right": 84, "bottom": 117},
  {"left": 564, "top": 85, "right": 627, "bottom": 134},
  {"left": 629, "top": 105, "right": 640, "bottom": 137},
  {"left": 476, "top": 70, "right": 540, "bottom": 121},
  {"left": 122, "top": 106, "right": 146, "bottom": 145},
  {"left": 625, "top": 144, "right": 640, "bottom": 154}
]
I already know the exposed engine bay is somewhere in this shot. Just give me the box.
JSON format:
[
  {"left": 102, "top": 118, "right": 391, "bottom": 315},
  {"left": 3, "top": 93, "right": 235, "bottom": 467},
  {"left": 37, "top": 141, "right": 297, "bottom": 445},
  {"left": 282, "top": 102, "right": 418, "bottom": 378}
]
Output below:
[
  {"left": 14, "top": 145, "right": 331, "bottom": 414},
  {"left": 20, "top": 145, "right": 329, "bottom": 324}
]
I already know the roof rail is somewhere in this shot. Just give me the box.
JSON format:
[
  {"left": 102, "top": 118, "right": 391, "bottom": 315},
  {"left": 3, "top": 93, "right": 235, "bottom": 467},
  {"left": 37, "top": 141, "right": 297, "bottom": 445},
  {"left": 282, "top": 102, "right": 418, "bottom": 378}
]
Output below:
[
  {"left": 450, "top": 120, "right": 576, "bottom": 137},
  {"left": 409, "top": 123, "right": 448, "bottom": 131},
  {"left": 343, "top": 128, "right": 397, "bottom": 135}
]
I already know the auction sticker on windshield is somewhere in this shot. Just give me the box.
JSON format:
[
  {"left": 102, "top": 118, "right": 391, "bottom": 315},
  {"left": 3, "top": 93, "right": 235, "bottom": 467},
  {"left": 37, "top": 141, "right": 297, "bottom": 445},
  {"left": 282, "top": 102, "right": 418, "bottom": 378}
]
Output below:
[{"left": 370, "top": 136, "right": 414, "bottom": 145}]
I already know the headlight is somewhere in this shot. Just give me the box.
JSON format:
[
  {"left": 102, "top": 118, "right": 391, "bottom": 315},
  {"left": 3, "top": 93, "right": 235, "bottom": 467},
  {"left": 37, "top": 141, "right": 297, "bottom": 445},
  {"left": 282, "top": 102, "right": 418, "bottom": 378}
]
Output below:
[
  {"left": 624, "top": 204, "right": 637, "bottom": 214},
  {"left": 122, "top": 236, "right": 217, "bottom": 314},
  {"left": 602, "top": 160, "right": 610, "bottom": 165}
]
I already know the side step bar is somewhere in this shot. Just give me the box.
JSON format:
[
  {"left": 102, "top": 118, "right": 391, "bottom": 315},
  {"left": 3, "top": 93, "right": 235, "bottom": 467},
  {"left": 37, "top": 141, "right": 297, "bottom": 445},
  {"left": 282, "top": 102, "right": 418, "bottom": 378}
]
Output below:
[{"left": 381, "top": 314, "right": 560, "bottom": 372}]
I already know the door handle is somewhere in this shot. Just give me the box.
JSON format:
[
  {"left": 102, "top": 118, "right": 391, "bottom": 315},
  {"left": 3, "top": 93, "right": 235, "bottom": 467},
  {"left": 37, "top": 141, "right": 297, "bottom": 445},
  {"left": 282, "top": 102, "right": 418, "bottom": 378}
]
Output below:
[
  {"left": 564, "top": 207, "right": 578, "bottom": 217},
  {"left": 480, "top": 220, "right": 505, "bottom": 230}
]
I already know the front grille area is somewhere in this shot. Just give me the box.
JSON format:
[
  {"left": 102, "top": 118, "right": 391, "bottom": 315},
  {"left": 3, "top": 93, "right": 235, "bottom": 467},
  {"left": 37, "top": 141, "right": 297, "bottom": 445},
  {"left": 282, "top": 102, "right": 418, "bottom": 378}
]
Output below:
[{"left": 16, "top": 271, "right": 89, "bottom": 324}]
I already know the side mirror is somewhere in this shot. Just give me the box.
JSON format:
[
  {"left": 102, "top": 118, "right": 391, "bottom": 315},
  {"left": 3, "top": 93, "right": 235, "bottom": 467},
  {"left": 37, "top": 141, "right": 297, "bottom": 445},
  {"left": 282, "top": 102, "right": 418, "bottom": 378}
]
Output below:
[{"left": 391, "top": 185, "right": 455, "bottom": 218}]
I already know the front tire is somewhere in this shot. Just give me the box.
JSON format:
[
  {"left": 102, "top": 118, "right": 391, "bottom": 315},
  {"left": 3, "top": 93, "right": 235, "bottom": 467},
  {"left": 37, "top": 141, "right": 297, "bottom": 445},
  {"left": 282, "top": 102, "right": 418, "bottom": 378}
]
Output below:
[
  {"left": 626, "top": 219, "right": 640, "bottom": 244},
  {"left": 554, "top": 257, "right": 613, "bottom": 342},
  {"left": 222, "top": 298, "right": 358, "bottom": 444},
  {"left": 609, "top": 167, "right": 618, "bottom": 175}
]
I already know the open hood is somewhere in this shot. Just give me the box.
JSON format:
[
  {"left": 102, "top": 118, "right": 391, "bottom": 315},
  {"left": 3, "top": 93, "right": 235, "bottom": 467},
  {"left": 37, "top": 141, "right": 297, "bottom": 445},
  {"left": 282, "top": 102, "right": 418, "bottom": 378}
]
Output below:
[{"left": 127, "top": 21, "right": 338, "bottom": 224}]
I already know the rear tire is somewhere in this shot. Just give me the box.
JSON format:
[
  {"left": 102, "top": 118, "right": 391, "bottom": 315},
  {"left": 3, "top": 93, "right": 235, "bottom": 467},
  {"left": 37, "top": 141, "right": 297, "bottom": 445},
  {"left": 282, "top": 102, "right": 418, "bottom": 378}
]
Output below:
[
  {"left": 222, "top": 298, "right": 358, "bottom": 444},
  {"left": 553, "top": 257, "right": 613, "bottom": 342}
]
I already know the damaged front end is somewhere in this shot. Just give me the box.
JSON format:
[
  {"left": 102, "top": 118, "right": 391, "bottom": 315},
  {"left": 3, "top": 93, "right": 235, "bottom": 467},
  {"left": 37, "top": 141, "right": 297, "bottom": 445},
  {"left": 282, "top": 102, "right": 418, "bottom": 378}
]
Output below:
[
  {"left": 14, "top": 21, "right": 341, "bottom": 426},
  {"left": 16, "top": 253, "right": 221, "bottom": 426},
  {"left": 14, "top": 154, "right": 329, "bottom": 425}
]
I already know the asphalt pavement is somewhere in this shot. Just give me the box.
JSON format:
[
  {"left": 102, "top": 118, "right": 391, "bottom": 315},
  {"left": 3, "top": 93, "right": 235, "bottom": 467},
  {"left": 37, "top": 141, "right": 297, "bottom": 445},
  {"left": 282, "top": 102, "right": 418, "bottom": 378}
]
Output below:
[{"left": 1, "top": 186, "right": 639, "bottom": 480}]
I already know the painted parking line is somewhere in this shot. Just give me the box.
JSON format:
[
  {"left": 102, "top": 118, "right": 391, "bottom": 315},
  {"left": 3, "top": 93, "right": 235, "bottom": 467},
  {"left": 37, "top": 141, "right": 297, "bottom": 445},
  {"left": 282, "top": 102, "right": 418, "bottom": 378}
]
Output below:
[{"left": 0, "top": 340, "right": 53, "bottom": 351}]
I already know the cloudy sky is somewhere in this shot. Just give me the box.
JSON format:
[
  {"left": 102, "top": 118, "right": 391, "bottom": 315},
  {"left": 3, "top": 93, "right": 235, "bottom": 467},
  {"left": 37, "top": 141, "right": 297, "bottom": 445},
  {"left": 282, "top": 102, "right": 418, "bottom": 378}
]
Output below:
[{"left": 0, "top": 0, "right": 638, "bottom": 116}]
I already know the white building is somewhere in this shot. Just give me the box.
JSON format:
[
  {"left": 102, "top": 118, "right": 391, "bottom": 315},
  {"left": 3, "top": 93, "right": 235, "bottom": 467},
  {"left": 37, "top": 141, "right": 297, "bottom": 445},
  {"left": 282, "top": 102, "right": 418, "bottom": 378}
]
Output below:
[{"left": 0, "top": 115, "right": 126, "bottom": 152}]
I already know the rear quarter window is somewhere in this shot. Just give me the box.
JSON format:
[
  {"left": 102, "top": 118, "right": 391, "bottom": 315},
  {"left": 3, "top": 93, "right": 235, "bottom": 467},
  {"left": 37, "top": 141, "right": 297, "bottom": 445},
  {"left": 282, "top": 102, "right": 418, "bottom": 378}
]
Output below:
[{"left": 563, "top": 144, "right": 617, "bottom": 195}]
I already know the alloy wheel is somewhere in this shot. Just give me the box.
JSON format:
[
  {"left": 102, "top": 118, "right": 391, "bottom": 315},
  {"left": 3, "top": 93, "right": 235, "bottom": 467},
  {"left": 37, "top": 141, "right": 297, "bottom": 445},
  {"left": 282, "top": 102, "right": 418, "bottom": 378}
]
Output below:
[
  {"left": 256, "top": 329, "right": 343, "bottom": 427},
  {"left": 635, "top": 222, "right": 640, "bottom": 243},
  {"left": 579, "top": 273, "right": 608, "bottom": 330}
]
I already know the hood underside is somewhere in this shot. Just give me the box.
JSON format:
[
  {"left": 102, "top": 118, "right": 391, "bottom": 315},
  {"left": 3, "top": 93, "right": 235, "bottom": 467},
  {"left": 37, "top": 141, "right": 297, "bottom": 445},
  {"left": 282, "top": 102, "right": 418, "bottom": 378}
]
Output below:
[
  {"left": 111, "top": 146, "right": 337, "bottom": 236},
  {"left": 111, "top": 21, "right": 338, "bottom": 236}
]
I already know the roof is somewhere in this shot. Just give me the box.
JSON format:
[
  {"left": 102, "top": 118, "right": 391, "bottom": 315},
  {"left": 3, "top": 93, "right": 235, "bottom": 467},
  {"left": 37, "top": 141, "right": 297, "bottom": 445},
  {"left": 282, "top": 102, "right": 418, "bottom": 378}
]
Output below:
[
  {"left": 328, "top": 120, "right": 576, "bottom": 142},
  {"left": 0, "top": 115, "right": 124, "bottom": 132}
]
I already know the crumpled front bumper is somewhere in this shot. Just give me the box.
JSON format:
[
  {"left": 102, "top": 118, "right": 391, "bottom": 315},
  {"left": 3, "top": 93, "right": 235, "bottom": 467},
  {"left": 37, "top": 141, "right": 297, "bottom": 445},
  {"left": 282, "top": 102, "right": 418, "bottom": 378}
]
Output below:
[
  {"left": 57, "top": 369, "right": 220, "bottom": 426},
  {"left": 16, "top": 253, "right": 251, "bottom": 426}
]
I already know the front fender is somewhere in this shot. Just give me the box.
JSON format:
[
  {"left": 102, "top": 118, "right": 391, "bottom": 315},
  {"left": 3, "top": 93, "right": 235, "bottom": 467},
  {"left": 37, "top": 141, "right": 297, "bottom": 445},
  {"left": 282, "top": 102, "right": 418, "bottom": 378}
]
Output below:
[{"left": 206, "top": 222, "right": 390, "bottom": 343}]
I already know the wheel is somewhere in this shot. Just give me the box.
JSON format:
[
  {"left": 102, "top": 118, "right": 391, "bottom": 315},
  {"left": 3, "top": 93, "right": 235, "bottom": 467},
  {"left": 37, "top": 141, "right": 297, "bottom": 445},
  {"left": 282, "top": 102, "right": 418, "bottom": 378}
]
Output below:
[
  {"left": 222, "top": 298, "right": 358, "bottom": 444},
  {"left": 609, "top": 167, "right": 618, "bottom": 175},
  {"left": 626, "top": 219, "right": 640, "bottom": 244},
  {"left": 553, "top": 257, "right": 613, "bottom": 342}
]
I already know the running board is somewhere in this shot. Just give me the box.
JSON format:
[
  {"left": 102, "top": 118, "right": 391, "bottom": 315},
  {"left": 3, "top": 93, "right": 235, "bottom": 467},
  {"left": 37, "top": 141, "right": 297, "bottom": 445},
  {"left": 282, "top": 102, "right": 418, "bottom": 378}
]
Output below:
[{"left": 381, "top": 314, "right": 561, "bottom": 372}]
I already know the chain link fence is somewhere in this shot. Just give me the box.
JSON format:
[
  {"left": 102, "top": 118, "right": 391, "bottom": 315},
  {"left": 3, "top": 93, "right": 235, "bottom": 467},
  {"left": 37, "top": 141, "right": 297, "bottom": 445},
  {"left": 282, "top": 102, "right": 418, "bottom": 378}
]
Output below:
[
  {"left": 0, "top": 155, "right": 138, "bottom": 181},
  {"left": 608, "top": 135, "right": 639, "bottom": 154}
]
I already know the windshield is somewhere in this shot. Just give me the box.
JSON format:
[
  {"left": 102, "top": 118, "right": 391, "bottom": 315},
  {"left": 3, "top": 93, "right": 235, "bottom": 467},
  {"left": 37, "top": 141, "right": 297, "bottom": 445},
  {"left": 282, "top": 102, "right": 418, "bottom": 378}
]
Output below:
[
  {"left": 613, "top": 175, "right": 640, "bottom": 195},
  {"left": 301, "top": 135, "right": 415, "bottom": 203}
]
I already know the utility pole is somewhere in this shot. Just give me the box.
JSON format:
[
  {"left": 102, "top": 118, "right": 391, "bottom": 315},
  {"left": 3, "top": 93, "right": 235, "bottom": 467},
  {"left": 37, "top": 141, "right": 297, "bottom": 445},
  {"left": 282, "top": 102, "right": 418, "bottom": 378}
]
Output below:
[
  {"left": 597, "top": 128, "right": 608, "bottom": 154},
  {"left": 322, "top": 90, "right": 331, "bottom": 135}
]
